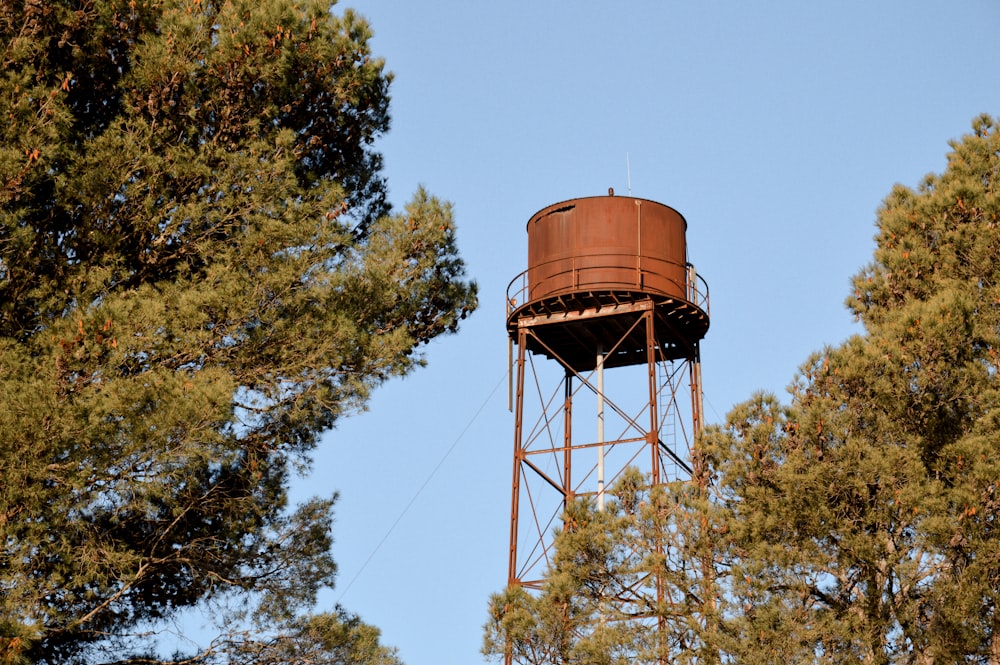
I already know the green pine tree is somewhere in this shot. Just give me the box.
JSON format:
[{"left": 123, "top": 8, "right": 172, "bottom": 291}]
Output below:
[
  {"left": 0, "top": 1, "right": 477, "bottom": 663},
  {"left": 483, "top": 469, "right": 717, "bottom": 665},
  {"left": 706, "top": 114, "right": 1000, "bottom": 664}
]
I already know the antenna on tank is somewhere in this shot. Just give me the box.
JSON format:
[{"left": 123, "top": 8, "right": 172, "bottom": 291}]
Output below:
[{"left": 626, "top": 152, "right": 632, "bottom": 196}]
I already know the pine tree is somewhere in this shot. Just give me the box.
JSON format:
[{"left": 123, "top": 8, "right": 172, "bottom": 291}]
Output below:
[
  {"left": 483, "top": 470, "right": 717, "bottom": 665},
  {"left": 0, "top": 1, "right": 477, "bottom": 663},
  {"left": 705, "top": 114, "right": 1000, "bottom": 663}
]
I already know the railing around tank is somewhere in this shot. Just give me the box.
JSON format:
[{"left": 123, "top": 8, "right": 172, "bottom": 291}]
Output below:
[{"left": 506, "top": 254, "right": 710, "bottom": 318}]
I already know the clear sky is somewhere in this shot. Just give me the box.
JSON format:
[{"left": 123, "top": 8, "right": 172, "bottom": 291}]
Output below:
[{"left": 271, "top": 2, "right": 1000, "bottom": 664}]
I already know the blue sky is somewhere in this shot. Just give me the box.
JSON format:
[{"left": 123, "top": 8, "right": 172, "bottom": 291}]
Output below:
[{"left": 271, "top": 2, "right": 1000, "bottom": 664}]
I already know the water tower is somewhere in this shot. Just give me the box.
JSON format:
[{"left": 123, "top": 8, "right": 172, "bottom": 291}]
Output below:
[{"left": 504, "top": 192, "right": 709, "bottom": 596}]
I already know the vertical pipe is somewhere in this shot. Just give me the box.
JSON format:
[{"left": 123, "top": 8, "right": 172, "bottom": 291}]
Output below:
[
  {"left": 646, "top": 309, "right": 661, "bottom": 484},
  {"left": 690, "top": 352, "right": 704, "bottom": 442},
  {"left": 563, "top": 369, "right": 573, "bottom": 509},
  {"left": 689, "top": 344, "right": 714, "bottom": 662},
  {"left": 507, "top": 337, "right": 513, "bottom": 412},
  {"left": 635, "top": 199, "right": 643, "bottom": 288},
  {"left": 508, "top": 327, "right": 527, "bottom": 589},
  {"left": 645, "top": 307, "right": 667, "bottom": 665},
  {"left": 596, "top": 346, "right": 605, "bottom": 511}
]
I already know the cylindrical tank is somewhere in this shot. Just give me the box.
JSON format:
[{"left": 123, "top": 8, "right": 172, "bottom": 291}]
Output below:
[{"left": 526, "top": 196, "right": 688, "bottom": 303}]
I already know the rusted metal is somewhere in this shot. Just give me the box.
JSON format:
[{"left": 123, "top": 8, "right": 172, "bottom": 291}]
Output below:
[
  {"left": 507, "top": 326, "right": 526, "bottom": 588},
  {"left": 646, "top": 308, "right": 660, "bottom": 483},
  {"left": 507, "top": 196, "right": 709, "bottom": 372},
  {"left": 526, "top": 196, "right": 688, "bottom": 302},
  {"left": 504, "top": 193, "right": 711, "bottom": 664}
]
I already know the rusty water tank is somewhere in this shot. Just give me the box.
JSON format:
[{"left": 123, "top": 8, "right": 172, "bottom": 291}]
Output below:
[
  {"left": 507, "top": 194, "right": 709, "bottom": 370},
  {"left": 527, "top": 196, "right": 687, "bottom": 302}
]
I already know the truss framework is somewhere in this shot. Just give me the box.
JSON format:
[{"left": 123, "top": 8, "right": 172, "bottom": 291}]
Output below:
[{"left": 507, "top": 296, "right": 705, "bottom": 591}]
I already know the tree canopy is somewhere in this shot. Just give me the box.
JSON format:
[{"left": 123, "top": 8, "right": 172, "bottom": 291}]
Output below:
[
  {"left": 0, "top": 1, "right": 477, "bottom": 663},
  {"left": 485, "top": 115, "right": 1000, "bottom": 664}
]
